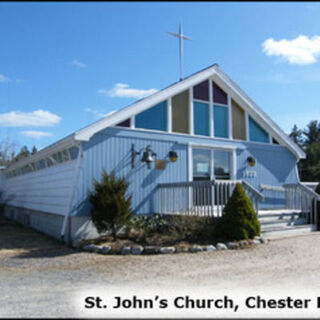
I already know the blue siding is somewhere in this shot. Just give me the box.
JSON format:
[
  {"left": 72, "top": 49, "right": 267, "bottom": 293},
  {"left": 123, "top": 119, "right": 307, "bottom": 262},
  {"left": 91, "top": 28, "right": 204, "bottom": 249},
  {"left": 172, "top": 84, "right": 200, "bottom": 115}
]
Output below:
[
  {"left": 194, "top": 101, "right": 210, "bottom": 136},
  {"left": 236, "top": 143, "right": 299, "bottom": 208},
  {"left": 249, "top": 116, "right": 269, "bottom": 143},
  {"left": 135, "top": 101, "right": 167, "bottom": 131},
  {"left": 74, "top": 127, "right": 299, "bottom": 215},
  {"left": 214, "top": 105, "right": 229, "bottom": 138}
]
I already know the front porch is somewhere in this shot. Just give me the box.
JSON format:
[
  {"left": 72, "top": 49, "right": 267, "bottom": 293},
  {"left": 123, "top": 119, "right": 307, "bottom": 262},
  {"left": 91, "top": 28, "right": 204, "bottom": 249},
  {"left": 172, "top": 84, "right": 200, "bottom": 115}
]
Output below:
[{"left": 156, "top": 180, "right": 320, "bottom": 237}]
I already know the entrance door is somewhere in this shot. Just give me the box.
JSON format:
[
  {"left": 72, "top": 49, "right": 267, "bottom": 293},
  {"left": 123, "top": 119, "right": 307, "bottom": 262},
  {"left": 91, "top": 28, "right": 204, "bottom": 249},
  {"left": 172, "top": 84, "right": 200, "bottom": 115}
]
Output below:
[{"left": 192, "top": 148, "right": 232, "bottom": 206}]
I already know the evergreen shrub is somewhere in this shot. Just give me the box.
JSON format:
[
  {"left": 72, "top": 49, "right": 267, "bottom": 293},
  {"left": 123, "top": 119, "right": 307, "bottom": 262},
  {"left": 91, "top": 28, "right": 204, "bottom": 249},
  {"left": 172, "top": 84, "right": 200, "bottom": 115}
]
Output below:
[
  {"left": 215, "top": 183, "right": 260, "bottom": 240},
  {"left": 89, "top": 170, "right": 133, "bottom": 240}
]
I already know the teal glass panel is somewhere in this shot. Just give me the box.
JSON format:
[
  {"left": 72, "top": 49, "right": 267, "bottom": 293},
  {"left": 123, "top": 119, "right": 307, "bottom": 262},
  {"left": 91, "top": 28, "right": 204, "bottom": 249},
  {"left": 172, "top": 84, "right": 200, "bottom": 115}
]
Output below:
[
  {"left": 214, "top": 105, "right": 228, "bottom": 138},
  {"left": 194, "top": 101, "right": 210, "bottom": 136},
  {"left": 135, "top": 101, "right": 167, "bottom": 131},
  {"left": 249, "top": 116, "right": 269, "bottom": 143}
]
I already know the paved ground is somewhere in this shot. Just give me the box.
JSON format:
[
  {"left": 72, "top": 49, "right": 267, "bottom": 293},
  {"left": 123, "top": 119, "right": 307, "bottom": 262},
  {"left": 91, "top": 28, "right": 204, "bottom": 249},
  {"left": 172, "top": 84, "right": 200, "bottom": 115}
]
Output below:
[{"left": 1, "top": 217, "right": 320, "bottom": 318}]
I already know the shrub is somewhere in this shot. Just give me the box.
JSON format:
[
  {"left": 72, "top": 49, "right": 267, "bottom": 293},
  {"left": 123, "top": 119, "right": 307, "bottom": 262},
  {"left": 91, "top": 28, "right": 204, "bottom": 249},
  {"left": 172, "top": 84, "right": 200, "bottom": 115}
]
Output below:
[
  {"left": 215, "top": 183, "right": 260, "bottom": 240},
  {"left": 129, "top": 214, "right": 217, "bottom": 244},
  {"left": 89, "top": 170, "right": 133, "bottom": 240}
]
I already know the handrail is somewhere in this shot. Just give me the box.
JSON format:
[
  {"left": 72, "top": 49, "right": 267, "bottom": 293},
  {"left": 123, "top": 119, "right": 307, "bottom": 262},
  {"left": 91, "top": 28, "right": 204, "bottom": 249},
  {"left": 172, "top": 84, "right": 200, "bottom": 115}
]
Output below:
[
  {"left": 242, "top": 180, "right": 264, "bottom": 201},
  {"left": 260, "top": 184, "right": 285, "bottom": 192},
  {"left": 284, "top": 182, "right": 320, "bottom": 201}
]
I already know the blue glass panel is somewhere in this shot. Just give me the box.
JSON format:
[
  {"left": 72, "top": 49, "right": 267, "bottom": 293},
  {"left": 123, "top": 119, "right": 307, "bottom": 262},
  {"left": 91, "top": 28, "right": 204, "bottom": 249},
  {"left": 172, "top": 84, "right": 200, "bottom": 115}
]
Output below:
[
  {"left": 249, "top": 116, "right": 269, "bottom": 143},
  {"left": 214, "top": 105, "right": 228, "bottom": 138},
  {"left": 135, "top": 101, "right": 167, "bottom": 131},
  {"left": 194, "top": 101, "right": 210, "bottom": 136}
]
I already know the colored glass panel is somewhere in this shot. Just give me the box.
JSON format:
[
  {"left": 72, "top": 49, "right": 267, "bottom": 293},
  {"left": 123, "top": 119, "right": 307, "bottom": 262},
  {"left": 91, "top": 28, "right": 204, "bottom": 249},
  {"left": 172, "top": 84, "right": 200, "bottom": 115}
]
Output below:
[
  {"left": 232, "top": 100, "right": 246, "bottom": 140},
  {"left": 172, "top": 90, "right": 189, "bottom": 133},
  {"left": 116, "top": 118, "right": 131, "bottom": 127},
  {"left": 214, "top": 105, "right": 228, "bottom": 138},
  {"left": 193, "top": 80, "right": 209, "bottom": 101},
  {"left": 272, "top": 137, "right": 279, "bottom": 144},
  {"left": 249, "top": 116, "right": 269, "bottom": 143},
  {"left": 194, "top": 101, "right": 210, "bottom": 136},
  {"left": 135, "top": 101, "right": 168, "bottom": 131},
  {"left": 213, "top": 82, "right": 227, "bottom": 105}
]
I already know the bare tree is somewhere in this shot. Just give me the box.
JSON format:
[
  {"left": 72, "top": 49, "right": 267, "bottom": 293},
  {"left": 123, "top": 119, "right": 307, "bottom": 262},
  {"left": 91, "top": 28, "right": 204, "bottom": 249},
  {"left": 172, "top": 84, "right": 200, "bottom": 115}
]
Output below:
[{"left": 0, "top": 135, "right": 18, "bottom": 166}]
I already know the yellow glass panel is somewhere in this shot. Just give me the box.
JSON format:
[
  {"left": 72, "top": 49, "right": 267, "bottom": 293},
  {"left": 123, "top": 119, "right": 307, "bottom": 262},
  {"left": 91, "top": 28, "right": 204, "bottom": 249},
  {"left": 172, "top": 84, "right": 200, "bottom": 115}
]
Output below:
[
  {"left": 172, "top": 90, "right": 189, "bottom": 134},
  {"left": 232, "top": 99, "right": 246, "bottom": 140}
]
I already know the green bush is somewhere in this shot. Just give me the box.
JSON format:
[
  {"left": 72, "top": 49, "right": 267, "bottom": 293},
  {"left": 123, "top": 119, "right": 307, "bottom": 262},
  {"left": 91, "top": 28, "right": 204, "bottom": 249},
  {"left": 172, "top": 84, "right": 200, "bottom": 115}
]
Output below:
[
  {"left": 215, "top": 183, "right": 260, "bottom": 240},
  {"left": 89, "top": 170, "right": 133, "bottom": 240}
]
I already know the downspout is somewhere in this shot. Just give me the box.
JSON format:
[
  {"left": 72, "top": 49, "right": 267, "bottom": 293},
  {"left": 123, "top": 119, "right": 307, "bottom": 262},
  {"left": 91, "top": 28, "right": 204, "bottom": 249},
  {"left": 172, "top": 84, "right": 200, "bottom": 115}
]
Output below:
[{"left": 61, "top": 142, "right": 83, "bottom": 245}]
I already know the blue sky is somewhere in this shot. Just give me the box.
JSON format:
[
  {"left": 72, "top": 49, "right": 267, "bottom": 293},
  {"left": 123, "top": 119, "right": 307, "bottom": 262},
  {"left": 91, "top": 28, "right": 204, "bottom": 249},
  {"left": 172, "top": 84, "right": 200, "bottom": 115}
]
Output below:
[{"left": 1, "top": 2, "right": 320, "bottom": 152}]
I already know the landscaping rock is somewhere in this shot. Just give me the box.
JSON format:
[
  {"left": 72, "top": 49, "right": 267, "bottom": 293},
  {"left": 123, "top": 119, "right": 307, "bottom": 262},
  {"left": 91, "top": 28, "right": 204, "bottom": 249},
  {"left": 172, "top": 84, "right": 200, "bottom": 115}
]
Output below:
[
  {"left": 204, "top": 245, "right": 216, "bottom": 252},
  {"left": 226, "top": 242, "right": 238, "bottom": 250},
  {"left": 83, "top": 244, "right": 100, "bottom": 252},
  {"left": 253, "top": 239, "right": 261, "bottom": 245},
  {"left": 144, "top": 246, "right": 160, "bottom": 254},
  {"left": 175, "top": 246, "right": 190, "bottom": 253},
  {"left": 239, "top": 240, "right": 249, "bottom": 248},
  {"left": 260, "top": 237, "right": 268, "bottom": 244},
  {"left": 95, "top": 246, "right": 104, "bottom": 253},
  {"left": 101, "top": 245, "right": 111, "bottom": 254},
  {"left": 131, "top": 246, "right": 144, "bottom": 255},
  {"left": 216, "top": 243, "right": 228, "bottom": 250},
  {"left": 121, "top": 246, "right": 131, "bottom": 255},
  {"left": 159, "top": 247, "right": 176, "bottom": 254},
  {"left": 190, "top": 245, "right": 203, "bottom": 253}
]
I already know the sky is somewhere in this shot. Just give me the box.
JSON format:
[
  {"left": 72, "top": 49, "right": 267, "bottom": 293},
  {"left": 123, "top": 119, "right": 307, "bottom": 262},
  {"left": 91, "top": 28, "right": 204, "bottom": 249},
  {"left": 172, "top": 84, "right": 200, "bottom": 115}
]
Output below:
[{"left": 1, "top": 2, "right": 320, "bottom": 152}]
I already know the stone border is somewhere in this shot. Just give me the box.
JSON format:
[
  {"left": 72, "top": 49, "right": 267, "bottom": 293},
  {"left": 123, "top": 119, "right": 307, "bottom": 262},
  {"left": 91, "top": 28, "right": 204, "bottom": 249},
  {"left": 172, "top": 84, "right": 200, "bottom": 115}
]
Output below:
[{"left": 82, "top": 236, "right": 268, "bottom": 255}]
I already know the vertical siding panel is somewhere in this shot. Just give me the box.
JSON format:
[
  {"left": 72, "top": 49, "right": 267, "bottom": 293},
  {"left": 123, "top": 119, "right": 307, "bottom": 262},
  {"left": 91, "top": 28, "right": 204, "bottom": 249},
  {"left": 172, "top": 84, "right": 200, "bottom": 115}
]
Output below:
[{"left": 77, "top": 127, "right": 299, "bottom": 215}]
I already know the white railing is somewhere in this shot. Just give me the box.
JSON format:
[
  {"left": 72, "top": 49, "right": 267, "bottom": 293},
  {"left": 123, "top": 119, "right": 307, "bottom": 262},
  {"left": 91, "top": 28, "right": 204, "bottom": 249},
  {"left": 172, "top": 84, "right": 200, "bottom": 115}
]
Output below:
[
  {"left": 260, "top": 182, "right": 319, "bottom": 228},
  {"left": 283, "top": 183, "right": 320, "bottom": 226},
  {"left": 156, "top": 180, "right": 264, "bottom": 217}
]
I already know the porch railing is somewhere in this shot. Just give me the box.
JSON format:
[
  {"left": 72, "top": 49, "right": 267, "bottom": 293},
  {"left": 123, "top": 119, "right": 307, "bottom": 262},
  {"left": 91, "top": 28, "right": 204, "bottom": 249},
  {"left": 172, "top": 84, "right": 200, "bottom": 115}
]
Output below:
[
  {"left": 260, "top": 183, "right": 320, "bottom": 227},
  {"left": 283, "top": 183, "right": 320, "bottom": 226},
  {"left": 156, "top": 180, "right": 264, "bottom": 217}
]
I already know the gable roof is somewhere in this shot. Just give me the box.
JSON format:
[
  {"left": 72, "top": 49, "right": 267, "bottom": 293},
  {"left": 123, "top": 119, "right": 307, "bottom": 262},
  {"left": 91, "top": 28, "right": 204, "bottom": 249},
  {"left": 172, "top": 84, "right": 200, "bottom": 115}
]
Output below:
[
  {"left": 4, "top": 64, "right": 305, "bottom": 172},
  {"left": 74, "top": 64, "right": 305, "bottom": 159}
]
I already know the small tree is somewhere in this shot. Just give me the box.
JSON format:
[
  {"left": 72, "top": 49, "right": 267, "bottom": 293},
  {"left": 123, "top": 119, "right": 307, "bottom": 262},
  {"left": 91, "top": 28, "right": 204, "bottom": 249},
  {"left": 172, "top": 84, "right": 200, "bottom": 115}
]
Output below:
[
  {"left": 89, "top": 170, "right": 133, "bottom": 240},
  {"left": 215, "top": 183, "right": 260, "bottom": 240}
]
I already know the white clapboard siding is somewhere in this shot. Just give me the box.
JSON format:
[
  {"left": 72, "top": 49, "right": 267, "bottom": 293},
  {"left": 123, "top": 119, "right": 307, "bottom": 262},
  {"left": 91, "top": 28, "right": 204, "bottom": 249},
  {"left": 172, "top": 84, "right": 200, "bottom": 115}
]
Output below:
[{"left": 3, "top": 160, "right": 77, "bottom": 215}]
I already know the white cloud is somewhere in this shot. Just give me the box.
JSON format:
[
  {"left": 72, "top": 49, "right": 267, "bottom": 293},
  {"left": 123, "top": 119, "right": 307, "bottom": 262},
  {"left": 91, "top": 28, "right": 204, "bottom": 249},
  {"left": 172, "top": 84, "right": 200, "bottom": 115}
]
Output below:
[
  {"left": 0, "top": 74, "right": 11, "bottom": 83},
  {"left": 85, "top": 108, "right": 116, "bottom": 119},
  {"left": 262, "top": 35, "right": 320, "bottom": 65},
  {"left": 0, "top": 110, "right": 61, "bottom": 127},
  {"left": 98, "top": 83, "right": 158, "bottom": 99},
  {"left": 72, "top": 59, "right": 86, "bottom": 68},
  {"left": 20, "top": 131, "right": 54, "bottom": 139}
]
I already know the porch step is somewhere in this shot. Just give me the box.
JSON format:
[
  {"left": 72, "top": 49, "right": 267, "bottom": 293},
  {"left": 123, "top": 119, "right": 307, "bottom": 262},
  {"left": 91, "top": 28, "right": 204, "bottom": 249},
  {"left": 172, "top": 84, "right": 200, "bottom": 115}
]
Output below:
[
  {"left": 261, "top": 224, "right": 317, "bottom": 238},
  {"left": 260, "top": 218, "right": 308, "bottom": 227},
  {"left": 258, "top": 209, "right": 316, "bottom": 238}
]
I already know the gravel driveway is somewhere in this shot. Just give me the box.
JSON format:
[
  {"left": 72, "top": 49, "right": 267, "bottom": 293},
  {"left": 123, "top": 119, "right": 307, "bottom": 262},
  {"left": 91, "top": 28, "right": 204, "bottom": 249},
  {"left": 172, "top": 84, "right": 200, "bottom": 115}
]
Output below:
[{"left": 1, "top": 218, "right": 320, "bottom": 318}]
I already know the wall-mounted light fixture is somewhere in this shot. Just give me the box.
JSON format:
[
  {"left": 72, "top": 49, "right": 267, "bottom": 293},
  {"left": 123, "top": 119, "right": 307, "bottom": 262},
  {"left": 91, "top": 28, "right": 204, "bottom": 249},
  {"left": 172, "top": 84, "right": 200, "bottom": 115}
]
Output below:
[
  {"left": 169, "top": 151, "right": 178, "bottom": 162},
  {"left": 141, "top": 145, "right": 157, "bottom": 169},
  {"left": 247, "top": 156, "right": 256, "bottom": 167}
]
